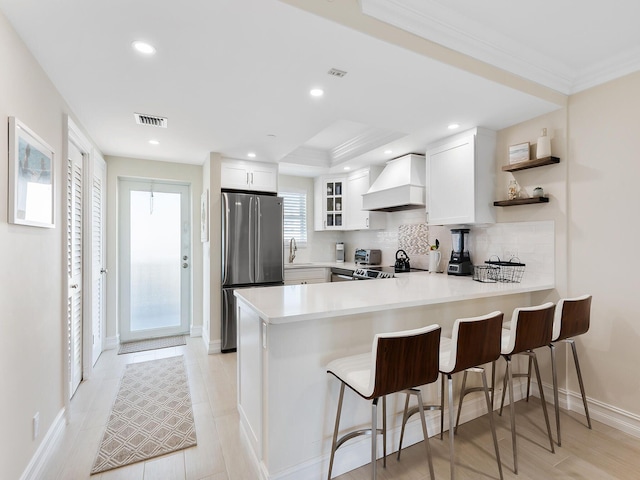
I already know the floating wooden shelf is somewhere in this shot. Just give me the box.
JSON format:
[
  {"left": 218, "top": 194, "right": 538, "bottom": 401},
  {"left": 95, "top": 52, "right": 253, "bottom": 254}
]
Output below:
[
  {"left": 494, "top": 197, "right": 550, "bottom": 207},
  {"left": 502, "top": 156, "right": 560, "bottom": 172}
]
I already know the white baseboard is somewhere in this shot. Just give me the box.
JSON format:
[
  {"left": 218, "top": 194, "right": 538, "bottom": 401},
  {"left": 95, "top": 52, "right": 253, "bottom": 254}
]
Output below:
[
  {"left": 19, "top": 408, "right": 66, "bottom": 480},
  {"left": 104, "top": 335, "right": 119, "bottom": 350},
  {"left": 531, "top": 380, "right": 640, "bottom": 439},
  {"left": 202, "top": 335, "right": 221, "bottom": 354}
]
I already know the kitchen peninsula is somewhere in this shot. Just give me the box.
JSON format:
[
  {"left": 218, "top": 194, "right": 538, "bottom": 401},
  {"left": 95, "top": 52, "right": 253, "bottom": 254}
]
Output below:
[{"left": 235, "top": 271, "right": 554, "bottom": 480}]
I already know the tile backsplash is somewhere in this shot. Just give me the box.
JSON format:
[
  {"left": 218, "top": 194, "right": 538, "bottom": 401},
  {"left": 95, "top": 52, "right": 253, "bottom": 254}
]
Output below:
[
  {"left": 469, "top": 220, "right": 554, "bottom": 277},
  {"left": 306, "top": 211, "right": 554, "bottom": 279}
]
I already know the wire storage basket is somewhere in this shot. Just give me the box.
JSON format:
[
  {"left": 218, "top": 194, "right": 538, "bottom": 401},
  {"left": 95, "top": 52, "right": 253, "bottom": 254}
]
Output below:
[
  {"left": 472, "top": 265, "right": 499, "bottom": 283},
  {"left": 485, "top": 256, "right": 526, "bottom": 283}
]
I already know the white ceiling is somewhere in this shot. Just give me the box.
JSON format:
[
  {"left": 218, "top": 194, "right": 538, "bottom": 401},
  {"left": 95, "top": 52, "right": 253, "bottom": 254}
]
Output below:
[{"left": 0, "top": 0, "right": 637, "bottom": 175}]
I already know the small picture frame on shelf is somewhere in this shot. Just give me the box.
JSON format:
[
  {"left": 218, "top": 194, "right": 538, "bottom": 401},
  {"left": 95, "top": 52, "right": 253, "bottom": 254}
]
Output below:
[{"left": 509, "top": 142, "right": 530, "bottom": 164}]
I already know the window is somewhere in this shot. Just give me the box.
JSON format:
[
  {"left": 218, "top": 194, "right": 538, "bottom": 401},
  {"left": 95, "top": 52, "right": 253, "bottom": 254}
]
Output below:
[{"left": 280, "top": 190, "right": 307, "bottom": 247}]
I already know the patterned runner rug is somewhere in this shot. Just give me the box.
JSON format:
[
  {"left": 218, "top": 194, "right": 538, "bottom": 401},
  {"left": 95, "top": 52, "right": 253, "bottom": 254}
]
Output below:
[
  {"left": 118, "top": 335, "right": 186, "bottom": 355},
  {"left": 91, "top": 356, "right": 197, "bottom": 474}
]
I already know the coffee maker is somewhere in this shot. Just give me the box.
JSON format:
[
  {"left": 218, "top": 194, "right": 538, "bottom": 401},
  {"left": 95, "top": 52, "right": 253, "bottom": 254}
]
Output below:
[{"left": 447, "top": 228, "right": 473, "bottom": 276}]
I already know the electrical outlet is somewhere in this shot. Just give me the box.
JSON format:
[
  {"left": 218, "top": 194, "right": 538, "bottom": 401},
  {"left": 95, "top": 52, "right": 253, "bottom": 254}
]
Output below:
[
  {"left": 504, "top": 249, "right": 518, "bottom": 259},
  {"left": 33, "top": 412, "right": 40, "bottom": 440}
]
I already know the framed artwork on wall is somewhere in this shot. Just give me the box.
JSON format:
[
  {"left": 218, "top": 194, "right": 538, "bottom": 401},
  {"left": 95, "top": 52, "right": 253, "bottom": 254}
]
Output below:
[{"left": 8, "top": 117, "right": 55, "bottom": 228}]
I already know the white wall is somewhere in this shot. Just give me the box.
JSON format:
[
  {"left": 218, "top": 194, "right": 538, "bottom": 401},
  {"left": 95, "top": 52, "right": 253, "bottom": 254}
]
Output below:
[
  {"left": 203, "top": 153, "right": 222, "bottom": 353},
  {"left": 0, "top": 11, "right": 100, "bottom": 480},
  {"left": 104, "top": 156, "right": 203, "bottom": 345},
  {"left": 568, "top": 72, "right": 640, "bottom": 415}
]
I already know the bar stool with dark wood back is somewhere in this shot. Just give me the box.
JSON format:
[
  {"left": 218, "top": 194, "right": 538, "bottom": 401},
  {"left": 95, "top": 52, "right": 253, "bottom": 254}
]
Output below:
[
  {"left": 549, "top": 294, "right": 593, "bottom": 446},
  {"left": 397, "top": 311, "right": 504, "bottom": 480},
  {"left": 499, "top": 302, "right": 556, "bottom": 474},
  {"left": 326, "top": 324, "right": 441, "bottom": 480}
]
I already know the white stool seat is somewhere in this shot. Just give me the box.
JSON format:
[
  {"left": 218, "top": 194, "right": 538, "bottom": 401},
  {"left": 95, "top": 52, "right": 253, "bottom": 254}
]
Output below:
[
  {"left": 326, "top": 352, "right": 371, "bottom": 397},
  {"left": 500, "top": 328, "right": 512, "bottom": 354},
  {"left": 439, "top": 336, "right": 453, "bottom": 370}
]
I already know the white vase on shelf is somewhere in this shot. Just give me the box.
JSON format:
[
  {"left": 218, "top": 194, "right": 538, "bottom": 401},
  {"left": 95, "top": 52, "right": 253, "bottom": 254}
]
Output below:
[{"left": 536, "top": 128, "right": 551, "bottom": 159}]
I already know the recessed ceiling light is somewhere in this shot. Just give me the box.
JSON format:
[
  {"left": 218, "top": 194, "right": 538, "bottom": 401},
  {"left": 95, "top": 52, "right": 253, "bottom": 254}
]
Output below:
[
  {"left": 132, "top": 41, "right": 156, "bottom": 55},
  {"left": 148, "top": 139, "right": 159, "bottom": 145},
  {"left": 384, "top": 150, "right": 393, "bottom": 155},
  {"left": 448, "top": 123, "right": 460, "bottom": 130},
  {"left": 247, "top": 152, "right": 256, "bottom": 158},
  {"left": 310, "top": 88, "right": 324, "bottom": 97}
]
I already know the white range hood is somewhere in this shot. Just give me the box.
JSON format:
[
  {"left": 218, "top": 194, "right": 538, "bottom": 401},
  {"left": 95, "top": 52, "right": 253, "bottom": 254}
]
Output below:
[{"left": 362, "top": 154, "right": 426, "bottom": 212}]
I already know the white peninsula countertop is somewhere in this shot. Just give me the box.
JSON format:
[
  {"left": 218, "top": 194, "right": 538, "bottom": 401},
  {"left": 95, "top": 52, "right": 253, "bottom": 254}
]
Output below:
[
  {"left": 236, "top": 271, "right": 554, "bottom": 325},
  {"left": 235, "top": 271, "right": 554, "bottom": 480}
]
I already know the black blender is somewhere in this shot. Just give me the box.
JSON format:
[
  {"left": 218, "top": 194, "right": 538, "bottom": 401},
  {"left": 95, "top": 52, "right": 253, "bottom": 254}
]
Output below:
[{"left": 447, "top": 228, "right": 473, "bottom": 276}]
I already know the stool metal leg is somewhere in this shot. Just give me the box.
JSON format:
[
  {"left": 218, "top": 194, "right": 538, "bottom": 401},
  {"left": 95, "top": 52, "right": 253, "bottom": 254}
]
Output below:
[
  {"left": 447, "top": 374, "right": 455, "bottom": 480},
  {"left": 499, "top": 362, "right": 509, "bottom": 416},
  {"left": 491, "top": 360, "right": 496, "bottom": 408},
  {"left": 525, "top": 356, "right": 533, "bottom": 401},
  {"left": 440, "top": 374, "right": 445, "bottom": 440},
  {"left": 397, "top": 393, "right": 411, "bottom": 460},
  {"left": 328, "top": 383, "right": 345, "bottom": 480},
  {"left": 415, "top": 390, "right": 436, "bottom": 480},
  {"left": 454, "top": 370, "right": 468, "bottom": 434},
  {"left": 382, "top": 396, "right": 387, "bottom": 468},
  {"left": 504, "top": 356, "right": 518, "bottom": 474},
  {"left": 371, "top": 397, "right": 378, "bottom": 480},
  {"left": 568, "top": 339, "right": 592, "bottom": 430},
  {"left": 480, "top": 367, "right": 504, "bottom": 480},
  {"left": 529, "top": 352, "right": 555, "bottom": 454},
  {"left": 550, "top": 343, "right": 561, "bottom": 446}
]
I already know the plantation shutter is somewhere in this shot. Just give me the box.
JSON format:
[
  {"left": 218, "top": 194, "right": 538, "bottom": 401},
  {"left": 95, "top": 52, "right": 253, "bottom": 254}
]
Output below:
[{"left": 280, "top": 191, "right": 307, "bottom": 247}]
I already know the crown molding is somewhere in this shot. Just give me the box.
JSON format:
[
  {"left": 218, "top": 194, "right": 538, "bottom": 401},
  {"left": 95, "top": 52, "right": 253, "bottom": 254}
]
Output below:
[
  {"left": 330, "top": 127, "right": 405, "bottom": 166},
  {"left": 361, "top": 0, "right": 639, "bottom": 95},
  {"left": 280, "top": 146, "right": 332, "bottom": 167},
  {"left": 572, "top": 44, "right": 640, "bottom": 93}
]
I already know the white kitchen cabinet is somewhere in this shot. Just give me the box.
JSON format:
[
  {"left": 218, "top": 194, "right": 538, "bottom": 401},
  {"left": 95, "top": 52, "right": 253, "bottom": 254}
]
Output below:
[
  {"left": 425, "top": 127, "right": 496, "bottom": 225},
  {"left": 221, "top": 159, "right": 278, "bottom": 193},
  {"left": 284, "top": 267, "right": 329, "bottom": 285},
  {"left": 313, "top": 175, "right": 346, "bottom": 230},
  {"left": 346, "top": 167, "right": 386, "bottom": 230}
]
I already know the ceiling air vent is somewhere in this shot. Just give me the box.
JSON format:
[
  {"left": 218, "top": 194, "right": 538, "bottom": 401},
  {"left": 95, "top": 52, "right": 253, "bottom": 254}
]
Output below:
[
  {"left": 327, "top": 68, "right": 347, "bottom": 78},
  {"left": 134, "top": 113, "right": 168, "bottom": 128}
]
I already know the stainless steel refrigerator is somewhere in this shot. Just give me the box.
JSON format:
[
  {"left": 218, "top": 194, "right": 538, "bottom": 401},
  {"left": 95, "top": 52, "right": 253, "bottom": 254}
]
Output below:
[{"left": 221, "top": 192, "right": 284, "bottom": 352}]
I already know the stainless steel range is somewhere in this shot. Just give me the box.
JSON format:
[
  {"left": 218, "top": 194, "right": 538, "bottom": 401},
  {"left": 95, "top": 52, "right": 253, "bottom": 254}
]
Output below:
[{"left": 352, "top": 267, "right": 395, "bottom": 279}]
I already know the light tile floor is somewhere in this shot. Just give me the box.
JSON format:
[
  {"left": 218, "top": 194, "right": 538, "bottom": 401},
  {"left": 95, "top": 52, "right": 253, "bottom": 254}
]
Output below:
[{"left": 43, "top": 337, "right": 640, "bottom": 479}]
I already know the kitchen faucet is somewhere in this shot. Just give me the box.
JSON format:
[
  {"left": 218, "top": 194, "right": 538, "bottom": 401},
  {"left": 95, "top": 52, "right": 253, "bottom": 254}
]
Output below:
[{"left": 289, "top": 237, "right": 297, "bottom": 263}]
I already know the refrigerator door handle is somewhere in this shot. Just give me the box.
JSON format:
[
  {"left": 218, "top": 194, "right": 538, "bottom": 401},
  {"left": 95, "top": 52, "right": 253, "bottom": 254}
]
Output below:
[
  {"left": 255, "top": 195, "right": 262, "bottom": 276},
  {"left": 249, "top": 195, "right": 256, "bottom": 284},
  {"left": 221, "top": 193, "right": 229, "bottom": 285}
]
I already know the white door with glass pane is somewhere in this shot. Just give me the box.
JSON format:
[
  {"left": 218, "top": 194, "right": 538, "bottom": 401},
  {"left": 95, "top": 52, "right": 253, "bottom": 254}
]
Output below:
[{"left": 119, "top": 179, "right": 191, "bottom": 342}]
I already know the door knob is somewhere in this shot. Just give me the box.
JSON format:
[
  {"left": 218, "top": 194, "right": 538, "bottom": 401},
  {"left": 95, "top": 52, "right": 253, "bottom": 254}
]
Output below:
[
  {"left": 183, "top": 255, "right": 188, "bottom": 261},
  {"left": 100, "top": 268, "right": 108, "bottom": 274},
  {"left": 182, "top": 263, "right": 189, "bottom": 269}
]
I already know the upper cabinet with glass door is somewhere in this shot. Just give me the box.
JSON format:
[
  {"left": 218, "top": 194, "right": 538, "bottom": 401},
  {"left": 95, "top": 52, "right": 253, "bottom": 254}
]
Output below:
[{"left": 314, "top": 175, "right": 346, "bottom": 230}]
